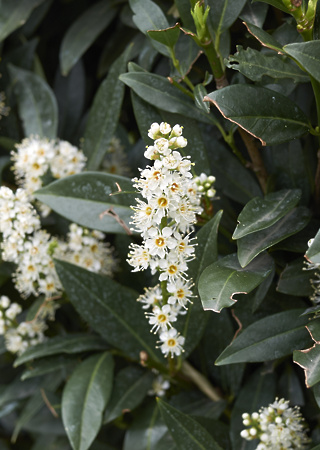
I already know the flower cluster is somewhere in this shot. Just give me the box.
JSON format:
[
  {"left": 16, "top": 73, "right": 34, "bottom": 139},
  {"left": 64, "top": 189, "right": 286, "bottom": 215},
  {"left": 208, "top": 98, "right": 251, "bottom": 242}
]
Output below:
[
  {"left": 194, "top": 173, "right": 216, "bottom": 199},
  {"left": 240, "top": 398, "right": 309, "bottom": 449},
  {"left": 0, "top": 186, "right": 116, "bottom": 354},
  {"left": 11, "top": 136, "right": 86, "bottom": 215},
  {"left": 127, "top": 122, "right": 203, "bottom": 358}
]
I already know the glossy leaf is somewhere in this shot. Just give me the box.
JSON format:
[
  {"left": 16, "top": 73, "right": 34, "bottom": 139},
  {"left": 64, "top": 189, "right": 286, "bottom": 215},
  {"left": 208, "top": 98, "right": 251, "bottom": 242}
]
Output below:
[
  {"left": 0, "top": 0, "right": 44, "bottom": 43},
  {"left": 230, "top": 368, "right": 276, "bottom": 450},
  {"left": 148, "top": 23, "right": 180, "bottom": 49},
  {"left": 205, "top": 85, "right": 310, "bottom": 146},
  {"left": 119, "top": 71, "right": 217, "bottom": 126},
  {"left": 227, "top": 46, "right": 308, "bottom": 83},
  {"left": 277, "top": 259, "right": 315, "bottom": 297},
  {"left": 252, "top": 0, "right": 291, "bottom": 14},
  {"left": 62, "top": 352, "right": 114, "bottom": 450},
  {"left": 243, "top": 22, "right": 284, "bottom": 52},
  {"left": 237, "top": 207, "right": 311, "bottom": 267},
  {"left": 207, "top": 0, "right": 247, "bottom": 36},
  {"left": 216, "top": 309, "right": 312, "bottom": 365},
  {"left": 306, "top": 227, "right": 320, "bottom": 263},
  {"left": 14, "top": 334, "right": 107, "bottom": 367},
  {"left": 34, "top": 172, "right": 137, "bottom": 234},
  {"left": 233, "top": 189, "right": 301, "bottom": 239},
  {"left": 104, "top": 367, "right": 153, "bottom": 423},
  {"left": 307, "top": 320, "right": 320, "bottom": 342},
  {"left": 83, "top": 46, "right": 131, "bottom": 170},
  {"left": 21, "top": 355, "right": 78, "bottom": 380},
  {"left": 194, "top": 84, "right": 210, "bottom": 113},
  {"left": 204, "top": 136, "right": 262, "bottom": 205},
  {"left": 198, "top": 253, "right": 273, "bottom": 312},
  {"left": 8, "top": 64, "right": 58, "bottom": 138},
  {"left": 157, "top": 398, "right": 223, "bottom": 450},
  {"left": 181, "top": 211, "right": 223, "bottom": 356},
  {"left": 294, "top": 343, "right": 320, "bottom": 388},
  {"left": 60, "top": 0, "right": 118, "bottom": 76},
  {"left": 239, "top": 2, "right": 268, "bottom": 28},
  {"left": 129, "top": 0, "right": 170, "bottom": 56},
  {"left": 55, "top": 260, "right": 160, "bottom": 361},
  {"left": 284, "top": 41, "right": 320, "bottom": 84}
]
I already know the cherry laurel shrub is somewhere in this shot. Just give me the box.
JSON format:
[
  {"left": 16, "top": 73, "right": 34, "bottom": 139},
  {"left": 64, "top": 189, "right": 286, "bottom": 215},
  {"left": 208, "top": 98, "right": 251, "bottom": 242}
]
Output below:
[{"left": 1, "top": 0, "right": 320, "bottom": 449}]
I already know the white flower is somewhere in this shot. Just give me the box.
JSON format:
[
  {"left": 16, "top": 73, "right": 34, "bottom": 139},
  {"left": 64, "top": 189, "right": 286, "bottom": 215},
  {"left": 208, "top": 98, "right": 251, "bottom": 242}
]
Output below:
[
  {"left": 148, "top": 374, "right": 170, "bottom": 396},
  {"left": 137, "top": 285, "right": 162, "bottom": 309},
  {"left": 159, "top": 328, "right": 185, "bottom": 357},
  {"left": 146, "top": 304, "right": 177, "bottom": 333}
]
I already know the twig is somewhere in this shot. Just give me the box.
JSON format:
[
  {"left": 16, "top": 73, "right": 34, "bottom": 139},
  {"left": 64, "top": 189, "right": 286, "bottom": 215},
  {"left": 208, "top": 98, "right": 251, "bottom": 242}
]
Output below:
[
  {"left": 231, "top": 309, "right": 243, "bottom": 341},
  {"left": 41, "top": 388, "right": 59, "bottom": 418},
  {"left": 181, "top": 360, "right": 222, "bottom": 402},
  {"left": 99, "top": 207, "right": 132, "bottom": 235}
]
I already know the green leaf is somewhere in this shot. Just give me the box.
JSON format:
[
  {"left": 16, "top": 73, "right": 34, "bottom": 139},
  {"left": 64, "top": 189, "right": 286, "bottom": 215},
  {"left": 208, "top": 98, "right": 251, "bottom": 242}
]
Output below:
[
  {"left": 104, "top": 367, "right": 153, "bottom": 423},
  {"left": 284, "top": 41, "right": 320, "bottom": 84},
  {"left": 55, "top": 260, "right": 160, "bottom": 361},
  {"left": 204, "top": 137, "right": 262, "bottom": 205},
  {"left": 307, "top": 320, "right": 320, "bottom": 342},
  {"left": 216, "top": 309, "right": 312, "bottom": 365},
  {"left": 198, "top": 253, "right": 273, "bottom": 312},
  {"left": 8, "top": 64, "right": 58, "bottom": 138},
  {"left": 207, "top": 0, "right": 247, "bottom": 37},
  {"left": 157, "top": 398, "right": 223, "bottom": 450},
  {"left": 21, "top": 355, "right": 78, "bottom": 380},
  {"left": 34, "top": 172, "right": 137, "bottom": 235},
  {"left": 194, "top": 84, "right": 210, "bottom": 113},
  {"left": 294, "top": 343, "right": 320, "bottom": 388},
  {"left": 230, "top": 368, "right": 276, "bottom": 450},
  {"left": 83, "top": 46, "right": 132, "bottom": 170},
  {"left": 243, "top": 22, "right": 284, "bottom": 52},
  {"left": 252, "top": 0, "right": 291, "bottom": 14},
  {"left": 119, "top": 70, "right": 218, "bottom": 126},
  {"left": 306, "top": 227, "right": 320, "bottom": 264},
  {"left": 148, "top": 23, "right": 180, "bottom": 49},
  {"left": 62, "top": 352, "right": 114, "bottom": 450},
  {"left": 205, "top": 85, "right": 310, "bottom": 146},
  {"left": 277, "top": 259, "right": 315, "bottom": 297},
  {"left": 233, "top": 189, "right": 302, "bottom": 239},
  {"left": 181, "top": 211, "right": 223, "bottom": 356},
  {"left": 129, "top": 0, "right": 170, "bottom": 56},
  {"left": 227, "top": 46, "right": 309, "bottom": 83},
  {"left": 237, "top": 207, "right": 311, "bottom": 267},
  {"left": 0, "top": 0, "right": 45, "bottom": 43},
  {"left": 14, "top": 334, "right": 108, "bottom": 367},
  {"left": 239, "top": 2, "right": 268, "bottom": 28},
  {"left": 60, "top": 0, "right": 118, "bottom": 76}
]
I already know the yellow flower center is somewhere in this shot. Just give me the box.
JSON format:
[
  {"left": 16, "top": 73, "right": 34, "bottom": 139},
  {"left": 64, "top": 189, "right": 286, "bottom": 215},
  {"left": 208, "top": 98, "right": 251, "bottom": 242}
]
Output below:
[{"left": 167, "top": 339, "right": 176, "bottom": 347}]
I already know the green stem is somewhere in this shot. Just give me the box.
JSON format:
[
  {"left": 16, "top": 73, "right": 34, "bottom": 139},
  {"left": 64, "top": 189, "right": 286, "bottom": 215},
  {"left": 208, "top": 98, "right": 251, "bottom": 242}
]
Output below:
[
  {"left": 180, "top": 361, "right": 223, "bottom": 401},
  {"left": 169, "top": 77, "right": 194, "bottom": 99}
]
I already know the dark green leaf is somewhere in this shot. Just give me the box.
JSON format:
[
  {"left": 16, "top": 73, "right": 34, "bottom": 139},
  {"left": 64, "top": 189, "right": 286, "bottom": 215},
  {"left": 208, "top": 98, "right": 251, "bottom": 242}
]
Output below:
[
  {"left": 174, "top": 33, "right": 201, "bottom": 78},
  {"left": 131, "top": 91, "right": 162, "bottom": 145},
  {"left": 34, "top": 172, "right": 137, "bottom": 234},
  {"left": 148, "top": 23, "right": 180, "bottom": 49},
  {"left": 119, "top": 71, "right": 218, "bottom": 126},
  {"left": 284, "top": 41, "right": 320, "bottom": 83},
  {"left": 294, "top": 343, "right": 320, "bottom": 388},
  {"left": 239, "top": 2, "right": 268, "bottom": 28},
  {"left": 306, "top": 227, "right": 320, "bottom": 264},
  {"left": 207, "top": 0, "right": 247, "bottom": 36},
  {"left": 14, "top": 334, "right": 108, "bottom": 367},
  {"left": 198, "top": 253, "right": 273, "bottom": 312},
  {"left": 55, "top": 260, "right": 160, "bottom": 361},
  {"left": 21, "top": 355, "right": 78, "bottom": 380},
  {"left": 237, "top": 207, "right": 311, "bottom": 267},
  {"left": 0, "top": 0, "right": 44, "bottom": 42},
  {"left": 83, "top": 46, "right": 132, "bottom": 170},
  {"left": 60, "top": 0, "right": 118, "bottom": 76},
  {"left": 194, "top": 84, "right": 210, "bottom": 113},
  {"left": 204, "top": 136, "right": 262, "bottom": 205},
  {"left": 157, "top": 398, "right": 223, "bottom": 450},
  {"left": 104, "top": 367, "right": 153, "bottom": 423},
  {"left": 243, "top": 22, "right": 284, "bottom": 52},
  {"left": 252, "top": 0, "right": 291, "bottom": 14},
  {"left": 251, "top": 261, "right": 275, "bottom": 312},
  {"left": 8, "top": 64, "right": 58, "bottom": 138},
  {"left": 233, "top": 189, "right": 301, "bottom": 239},
  {"left": 277, "top": 258, "right": 315, "bottom": 297},
  {"left": 230, "top": 368, "right": 276, "bottom": 450},
  {"left": 181, "top": 211, "right": 223, "bottom": 356},
  {"left": 205, "top": 85, "right": 310, "bottom": 146},
  {"left": 307, "top": 320, "right": 320, "bottom": 342},
  {"left": 129, "top": 0, "right": 170, "bottom": 56},
  {"left": 62, "top": 352, "right": 114, "bottom": 450},
  {"left": 216, "top": 309, "right": 312, "bottom": 365},
  {"left": 227, "top": 46, "right": 308, "bottom": 82}
]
